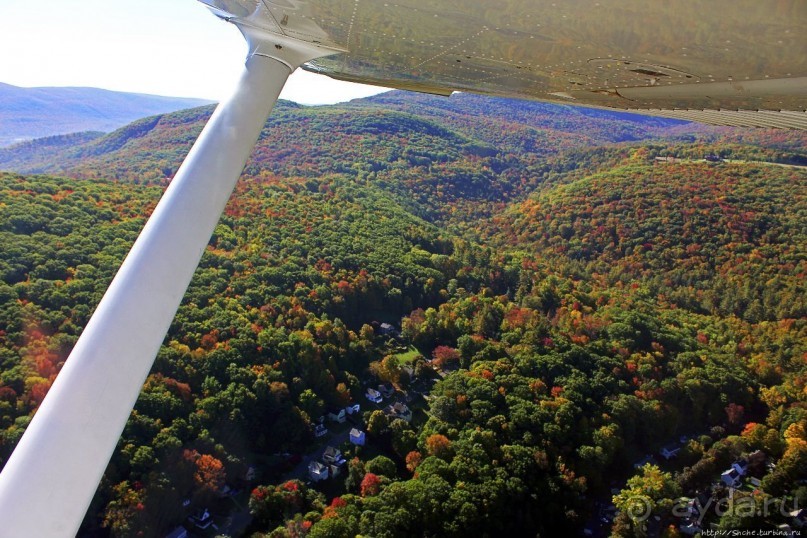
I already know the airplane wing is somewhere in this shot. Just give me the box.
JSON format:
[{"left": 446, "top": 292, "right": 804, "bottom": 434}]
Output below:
[{"left": 200, "top": 0, "right": 807, "bottom": 128}]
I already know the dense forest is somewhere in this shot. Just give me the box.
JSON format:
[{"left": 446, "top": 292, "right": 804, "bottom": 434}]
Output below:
[{"left": 0, "top": 92, "right": 805, "bottom": 537}]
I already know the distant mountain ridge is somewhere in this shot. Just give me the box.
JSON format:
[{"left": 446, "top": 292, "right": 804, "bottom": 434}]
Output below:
[
  {"left": 2, "top": 91, "right": 805, "bottom": 228},
  {"left": 0, "top": 82, "right": 213, "bottom": 147},
  {"left": 0, "top": 92, "right": 686, "bottom": 180}
]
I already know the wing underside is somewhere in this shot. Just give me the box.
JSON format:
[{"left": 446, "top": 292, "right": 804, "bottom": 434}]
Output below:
[{"left": 200, "top": 0, "right": 807, "bottom": 128}]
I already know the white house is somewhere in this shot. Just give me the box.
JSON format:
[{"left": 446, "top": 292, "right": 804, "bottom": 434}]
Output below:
[
  {"left": 308, "top": 461, "right": 329, "bottom": 482},
  {"left": 323, "top": 446, "right": 345, "bottom": 465},
  {"left": 366, "top": 388, "right": 382, "bottom": 403},
  {"left": 314, "top": 423, "right": 328, "bottom": 438},
  {"left": 350, "top": 428, "right": 366, "bottom": 446}
]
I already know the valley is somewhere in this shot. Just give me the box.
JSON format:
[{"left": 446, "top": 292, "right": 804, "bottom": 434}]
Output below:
[{"left": 0, "top": 92, "right": 805, "bottom": 537}]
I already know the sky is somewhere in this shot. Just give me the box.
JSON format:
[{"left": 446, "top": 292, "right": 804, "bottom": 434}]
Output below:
[{"left": 0, "top": 0, "right": 389, "bottom": 104}]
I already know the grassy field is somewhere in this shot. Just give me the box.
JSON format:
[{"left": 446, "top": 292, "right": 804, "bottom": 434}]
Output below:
[{"left": 392, "top": 345, "right": 422, "bottom": 364}]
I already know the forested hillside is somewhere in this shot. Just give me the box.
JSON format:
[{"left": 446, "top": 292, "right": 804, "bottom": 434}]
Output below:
[
  {"left": 0, "top": 94, "right": 805, "bottom": 537},
  {"left": 491, "top": 157, "right": 806, "bottom": 322}
]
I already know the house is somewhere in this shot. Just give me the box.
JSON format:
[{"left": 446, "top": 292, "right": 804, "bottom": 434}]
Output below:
[
  {"left": 217, "top": 484, "right": 237, "bottom": 498},
  {"left": 245, "top": 465, "right": 257, "bottom": 481},
  {"left": 350, "top": 428, "right": 366, "bottom": 446},
  {"left": 366, "top": 388, "right": 382, "bottom": 403},
  {"left": 323, "top": 446, "right": 345, "bottom": 465},
  {"left": 790, "top": 508, "right": 806, "bottom": 528},
  {"left": 401, "top": 364, "right": 415, "bottom": 379},
  {"left": 660, "top": 444, "right": 681, "bottom": 460},
  {"left": 777, "top": 524, "right": 798, "bottom": 537},
  {"left": 386, "top": 402, "right": 413, "bottom": 422},
  {"left": 165, "top": 527, "right": 188, "bottom": 538},
  {"left": 347, "top": 411, "right": 363, "bottom": 426},
  {"left": 345, "top": 403, "right": 360, "bottom": 415},
  {"left": 721, "top": 468, "right": 742, "bottom": 488},
  {"left": 327, "top": 407, "right": 346, "bottom": 423},
  {"left": 677, "top": 497, "right": 700, "bottom": 518},
  {"left": 747, "top": 450, "right": 766, "bottom": 474},
  {"left": 633, "top": 455, "right": 657, "bottom": 469},
  {"left": 314, "top": 423, "right": 328, "bottom": 438},
  {"left": 188, "top": 508, "right": 212, "bottom": 530},
  {"left": 379, "top": 323, "right": 397, "bottom": 336},
  {"left": 308, "top": 461, "right": 329, "bottom": 482},
  {"left": 379, "top": 383, "right": 395, "bottom": 398},
  {"left": 731, "top": 459, "right": 748, "bottom": 476},
  {"left": 679, "top": 522, "right": 702, "bottom": 536}
]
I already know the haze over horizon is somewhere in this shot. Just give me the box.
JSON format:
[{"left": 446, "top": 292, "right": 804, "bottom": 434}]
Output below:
[{"left": 0, "top": 0, "right": 388, "bottom": 105}]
